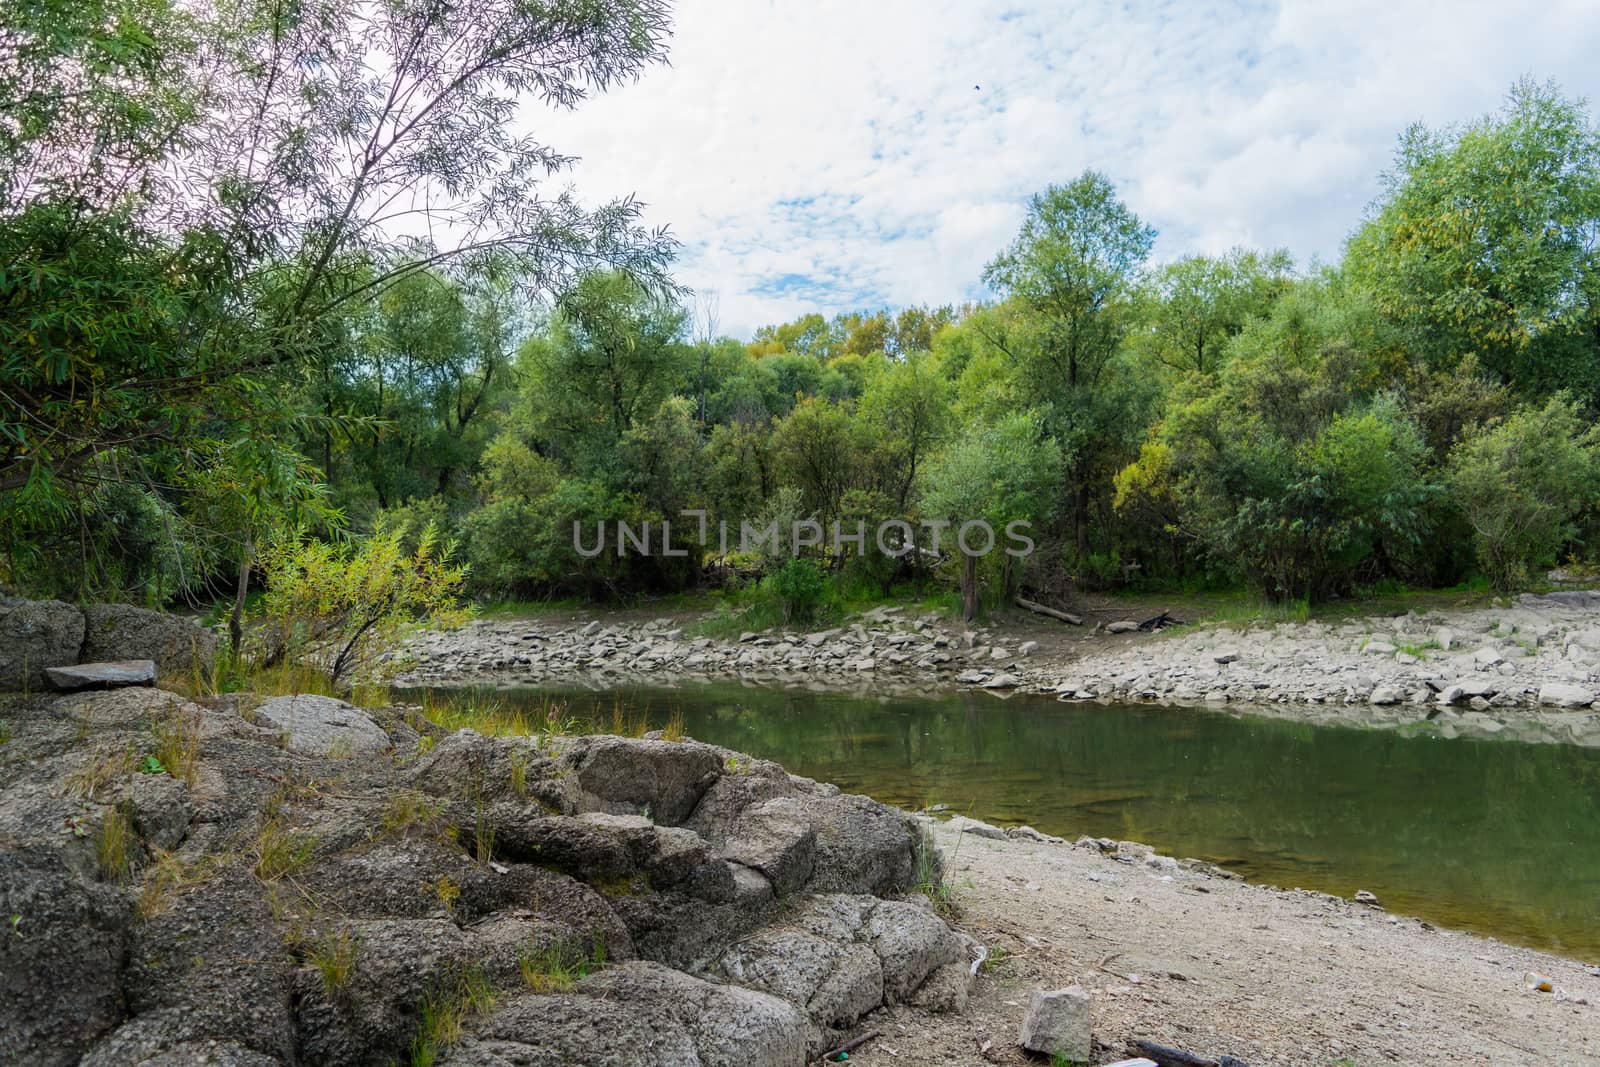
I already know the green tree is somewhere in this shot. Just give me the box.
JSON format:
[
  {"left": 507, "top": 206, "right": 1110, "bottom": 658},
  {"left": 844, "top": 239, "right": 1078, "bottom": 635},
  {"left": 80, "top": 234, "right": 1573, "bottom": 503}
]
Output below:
[
  {"left": 1446, "top": 397, "right": 1600, "bottom": 591},
  {"left": 980, "top": 172, "right": 1156, "bottom": 563},
  {"left": 1136, "top": 249, "right": 1295, "bottom": 376}
]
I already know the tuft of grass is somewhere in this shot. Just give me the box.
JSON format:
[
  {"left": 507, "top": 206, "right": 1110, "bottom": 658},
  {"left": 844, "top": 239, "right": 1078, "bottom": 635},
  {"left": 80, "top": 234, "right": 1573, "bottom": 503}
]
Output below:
[
  {"left": 470, "top": 807, "right": 496, "bottom": 866},
  {"left": 309, "top": 927, "right": 358, "bottom": 998},
  {"left": 96, "top": 804, "right": 134, "bottom": 883},
  {"left": 914, "top": 824, "right": 960, "bottom": 919},
  {"left": 253, "top": 816, "right": 318, "bottom": 882},
  {"left": 518, "top": 936, "right": 606, "bottom": 993},
  {"left": 381, "top": 790, "right": 447, "bottom": 836},
  {"left": 508, "top": 749, "right": 529, "bottom": 798},
  {"left": 149, "top": 701, "right": 201, "bottom": 787},
  {"left": 66, "top": 749, "right": 135, "bottom": 800},
  {"left": 0, "top": 720, "right": 10, "bottom": 744},
  {"left": 977, "top": 944, "right": 1013, "bottom": 975},
  {"left": 409, "top": 967, "right": 496, "bottom": 1067},
  {"left": 419, "top": 690, "right": 540, "bottom": 737},
  {"left": 430, "top": 876, "right": 460, "bottom": 915},
  {"left": 659, "top": 709, "right": 686, "bottom": 742},
  {"left": 136, "top": 849, "right": 223, "bottom": 920}
]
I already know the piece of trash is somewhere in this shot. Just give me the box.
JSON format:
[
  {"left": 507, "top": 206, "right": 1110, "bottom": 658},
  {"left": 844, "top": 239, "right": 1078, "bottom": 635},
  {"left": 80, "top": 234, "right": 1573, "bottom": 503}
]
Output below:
[{"left": 1527, "top": 972, "right": 1555, "bottom": 992}]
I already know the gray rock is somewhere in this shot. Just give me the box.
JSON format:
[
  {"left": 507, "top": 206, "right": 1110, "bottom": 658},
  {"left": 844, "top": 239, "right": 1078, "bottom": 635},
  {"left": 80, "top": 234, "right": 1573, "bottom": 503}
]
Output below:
[
  {"left": 946, "top": 814, "right": 1006, "bottom": 840},
  {"left": 1017, "top": 985, "right": 1092, "bottom": 1061},
  {"left": 0, "top": 847, "right": 132, "bottom": 1065},
  {"left": 443, "top": 961, "right": 808, "bottom": 1067},
  {"left": 1106, "top": 621, "right": 1139, "bottom": 634},
  {"left": 1363, "top": 640, "right": 1397, "bottom": 656},
  {"left": 0, "top": 595, "right": 84, "bottom": 691},
  {"left": 1018, "top": 640, "right": 1040, "bottom": 656},
  {"left": 1540, "top": 683, "right": 1595, "bottom": 708},
  {"left": 719, "top": 797, "right": 817, "bottom": 897},
  {"left": 80, "top": 604, "right": 218, "bottom": 681},
  {"left": 981, "top": 673, "right": 1020, "bottom": 689},
  {"left": 804, "top": 794, "right": 919, "bottom": 896},
  {"left": 1369, "top": 685, "right": 1403, "bottom": 706},
  {"left": 251, "top": 694, "right": 390, "bottom": 758},
  {"left": 44, "top": 659, "right": 156, "bottom": 692},
  {"left": 559, "top": 735, "right": 725, "bottom": 825},
  {"left": 1213, "top": 650, "right": 1240, "bottom": 664},
  {"left": 1006, "top": 824, "right": 1065, "bottom": 844}
]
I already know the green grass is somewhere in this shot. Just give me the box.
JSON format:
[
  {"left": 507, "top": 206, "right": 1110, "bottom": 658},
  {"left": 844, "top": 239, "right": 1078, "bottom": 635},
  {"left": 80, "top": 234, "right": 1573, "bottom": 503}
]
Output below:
[
  {"left": 252, "top": 816, "right": 318, "bottom": 881},
  {"left": 518, "top": 936, "right": 607, "bottom": 993},
  {"left": 914, "top": 824, "right": 960, "bottom": 919},
  {"left": 409, "top": 967, "right": 497, "bottom": 1067},
  {"left": 309, "top": 927, "right": 357, "bottom": 998}
]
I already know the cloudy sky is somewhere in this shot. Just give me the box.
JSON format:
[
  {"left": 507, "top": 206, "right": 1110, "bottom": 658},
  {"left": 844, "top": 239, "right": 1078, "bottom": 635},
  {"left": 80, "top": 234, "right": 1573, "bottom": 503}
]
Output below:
[{"left": 532, "top": 0, "right": 1600, "bottom": 339}]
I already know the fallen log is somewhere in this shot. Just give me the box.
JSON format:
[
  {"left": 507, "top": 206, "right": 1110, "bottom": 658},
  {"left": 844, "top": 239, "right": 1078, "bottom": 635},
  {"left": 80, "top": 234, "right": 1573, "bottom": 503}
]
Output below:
[
  {"left": 1132, "top": 1039, "right": 1253, "bottom": 1067},
  {"left": 819, "top": 1030, "right": 880, "bottom": 1062},
  {"left": 1016, "top": 596, "right": 1083, "bottom": 626},
  {"left": 1136, "top": 610, "right": 1184, "bottom": 632}
]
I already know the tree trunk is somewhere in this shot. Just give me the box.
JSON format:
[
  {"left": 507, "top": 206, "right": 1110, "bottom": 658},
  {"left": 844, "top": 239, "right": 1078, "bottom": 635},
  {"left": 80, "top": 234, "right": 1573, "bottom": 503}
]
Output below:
[
  {"left": 961, "top": 552, "right": 979, "bottom": 622},
  {"left": 229, "top": 534, "right": 253, "bottom": 658}
]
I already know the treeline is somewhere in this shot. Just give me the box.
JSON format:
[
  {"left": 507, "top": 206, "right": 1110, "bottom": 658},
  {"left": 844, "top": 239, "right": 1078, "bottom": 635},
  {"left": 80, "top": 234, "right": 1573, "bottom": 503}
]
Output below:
[{"left": 3, "top": 0, "right": 1598, "bottom": 622}]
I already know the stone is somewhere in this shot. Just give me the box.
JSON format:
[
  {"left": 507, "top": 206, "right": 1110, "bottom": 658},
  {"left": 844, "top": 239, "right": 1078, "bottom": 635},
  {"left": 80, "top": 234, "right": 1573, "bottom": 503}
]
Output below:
[
  {"left": 989, "top": 646, "right": 1012, "bottom": 660},
  {"left": 0, "top": 595, "right": 85, "bottom": 691},
  {"left": 1369, "top": 686, "right": 1403, "bottom": 706},
  {"left": 1017, "top": 985, "right": 1092, "bottom": 1061},
  {"left": 1363, "top": 640, "right": 1397, "bottom": 656},
  {"left": 80, "top": 604, "right": 218, "bottom": 681},
  {"left": 251, "top": 694, "right": 390, "bottom": 758},
  {"left": 559, "top": 735, "right": 725, "bottom": 825},
  {"left": 1473, "top": 646, "right": 1504, "bottom": 669},
  {"left": 946, "top": 815, "right": 1006, "bottom": 840},
  {"left": 1006, "top": 824, "right": 1064, "bottom": 844},
  {"left": 718, "top": 797, "right": 817, "bottom": 897},
  {"left": 43, "top": 659, "right": 156, "bottom": 692},
  {"left": 981, "top": 673, "right": 1020, "bottom": 689},
  {"left": 1106, "top": 621, "right": 1139, "bottom": 634},
  {"left": 1354, "top": 888, "right": 1381, "bottom": 907},
  {"left": 1018, "top": 641, "right": 1040, "bottom": 656},
  {"left": 1213, "top": 650, "right": 1240, "bottom": 664},
  {"left": 1539, "top": 683, "right": 1596, "bottom": 708}
]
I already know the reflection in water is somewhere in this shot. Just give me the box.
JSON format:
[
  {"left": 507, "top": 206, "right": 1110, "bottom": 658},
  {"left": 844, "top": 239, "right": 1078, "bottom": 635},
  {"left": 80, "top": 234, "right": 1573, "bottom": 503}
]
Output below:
[{"left": 419, "top": 682, "right": 1600, "bottom": 959}]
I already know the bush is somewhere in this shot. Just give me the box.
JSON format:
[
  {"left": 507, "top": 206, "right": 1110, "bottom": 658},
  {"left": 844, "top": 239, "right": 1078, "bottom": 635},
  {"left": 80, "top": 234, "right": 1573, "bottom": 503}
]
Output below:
[
  {"left": 1446, "top": 397, "right": 1600, "bottom": 591},
  {"left": 257, "top": 522, "right": 468, "bottom": 688},
  {"left": 764, "top": 558, "right": 825, "bottom": 624}
]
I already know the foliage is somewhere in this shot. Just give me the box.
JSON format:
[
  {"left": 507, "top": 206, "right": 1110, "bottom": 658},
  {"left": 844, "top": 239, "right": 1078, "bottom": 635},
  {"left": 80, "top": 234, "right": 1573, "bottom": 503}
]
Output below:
[
  {"left": 1446, "top": 397, "right": 1600, "bottom": 590},
  {"left": 258, "top": 522, "right": 468, "bottom": 687},
  {"left": 764, "top": 558, "right": 826, "bottom": 625}
]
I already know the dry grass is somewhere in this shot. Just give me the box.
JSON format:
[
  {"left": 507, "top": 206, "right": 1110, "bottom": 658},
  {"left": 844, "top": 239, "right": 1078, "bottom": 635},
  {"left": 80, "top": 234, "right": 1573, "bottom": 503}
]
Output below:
[
  {"left": 149, "top": 701, "right": 201, "bottom": 787},
  {"left": 96, "top": 804, "right": 134, "bottom": 883},
  {"left": 252, "top": 816, "right": 319, "bottom": 882},
  {"left": 66, "top": 749, "right": 135, "bottom": 800},
  {"left": 380, "top": 790, "right": 447, "bottom": 836},
  {"left": 136, "top": 849, "right": 224, "bottom": 920}
]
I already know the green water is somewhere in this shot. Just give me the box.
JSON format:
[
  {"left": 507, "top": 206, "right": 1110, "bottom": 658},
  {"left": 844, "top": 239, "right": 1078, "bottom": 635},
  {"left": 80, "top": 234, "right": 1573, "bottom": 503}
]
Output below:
[{"left": 426, "top": 682, "right": 1600, "bottom": 959}]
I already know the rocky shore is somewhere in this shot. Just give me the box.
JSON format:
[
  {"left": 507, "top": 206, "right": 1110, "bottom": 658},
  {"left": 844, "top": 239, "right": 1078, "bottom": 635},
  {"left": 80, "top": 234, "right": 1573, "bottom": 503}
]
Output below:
[
  {"left": 398, "top": 590, "right": 1600, "bottom": 745},
  {"left": 1, "top": 685, "right": 976, "bottom": 1065}
]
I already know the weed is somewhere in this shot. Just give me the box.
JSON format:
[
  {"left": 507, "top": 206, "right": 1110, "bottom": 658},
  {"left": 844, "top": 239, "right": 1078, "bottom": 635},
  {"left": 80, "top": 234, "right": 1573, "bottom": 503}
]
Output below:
[
  {"left": 659, "top": 709, "right": 686, "bottom": 742},
  {"left": 66, "top": 750, "right": 134, "bottom": 800},
  {"left": 409, "top": 967, "right": 496, "bottom": 1067},
  {"left": 381, "top": 790, "right": 446, "bottom": 836},
  {"left": 978, "top": 944, "right": 1013, "bottom": 975},
  {"left": 1050, "top": 1053, "right": 1085, "bottom": 1067},
  {"left": 0, "top": 720, "right": 10, "bottom": 744},
  {"left": 518, "top": 936, "right": 606, "bottom": 993},
  {"left": 471, "top": 807, "right": 495, "bottom": 866},
  {"left": 253, "top": 817, "right": 318, "bottom": 881},
  {"left": 136, "top": 849, "right": 223, "bottom": 920},
  {"left": 508, "top": 749, "right": 529, "bottom": 798},
  {"left": 149, "top": 702, "right": 200, "bottom": 787},
  {"left": 96, "top": 804, "right": 134, "bottom": 883},
  {"left": 420, "top": 691, "right": 534, "bottom": 737},
  {"left": 309, "top": 927, "right": 358, "bottom": 998},
  {"left": 915, "top": 825, "right": 960, "bottom": 919},
  {"left": 431, "top": 876, "right": 460, "bottom": 915}
]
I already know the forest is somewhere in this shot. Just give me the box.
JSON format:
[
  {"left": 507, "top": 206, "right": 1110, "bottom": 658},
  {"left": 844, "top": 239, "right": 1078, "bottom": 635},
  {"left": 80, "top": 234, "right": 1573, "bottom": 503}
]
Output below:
[{"left": 5, "top": 0, "right": 1600, "bottom": 629}]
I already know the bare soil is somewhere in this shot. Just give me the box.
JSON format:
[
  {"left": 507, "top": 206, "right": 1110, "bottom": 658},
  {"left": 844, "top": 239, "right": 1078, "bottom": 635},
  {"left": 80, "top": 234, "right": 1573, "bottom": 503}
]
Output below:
[{"left": 866, "top": 824, "right": 1600, "bottom": 1067}]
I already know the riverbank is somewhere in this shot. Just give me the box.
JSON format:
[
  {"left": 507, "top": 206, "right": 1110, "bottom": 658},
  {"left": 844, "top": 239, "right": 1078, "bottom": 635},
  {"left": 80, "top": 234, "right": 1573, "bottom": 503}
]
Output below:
[
  {"left": 397, "top": 589, "right": 1600, "bottom": 745},
  {"left": 899, "top": 820, "right": 1600, "bottom": 1066}
]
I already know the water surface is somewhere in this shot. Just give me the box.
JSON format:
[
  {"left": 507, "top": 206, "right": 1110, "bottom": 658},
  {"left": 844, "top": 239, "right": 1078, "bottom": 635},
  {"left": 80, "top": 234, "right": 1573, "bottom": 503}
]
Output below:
[{"left": 420, "top": 682, "right": 1600, "bottom": 959}]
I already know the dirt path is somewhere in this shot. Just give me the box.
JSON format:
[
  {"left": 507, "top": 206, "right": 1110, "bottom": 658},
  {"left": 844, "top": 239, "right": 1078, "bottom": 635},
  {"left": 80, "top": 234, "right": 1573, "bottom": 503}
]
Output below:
[{"left": 869, "top": 824, "right": 1600, "bottom": 1067}]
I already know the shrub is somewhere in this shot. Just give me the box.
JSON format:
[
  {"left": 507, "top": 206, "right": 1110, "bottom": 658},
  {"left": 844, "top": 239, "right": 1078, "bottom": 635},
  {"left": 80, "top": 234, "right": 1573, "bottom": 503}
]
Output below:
[
  {"left": 258, "top": 521, "right": 468, "bottom": 688},
  {"left": 1447, "top": 397, "right": 1600, "bottom": 591},
  {"left": 764, "top": 558, "right": 825, "bottom": 624}
]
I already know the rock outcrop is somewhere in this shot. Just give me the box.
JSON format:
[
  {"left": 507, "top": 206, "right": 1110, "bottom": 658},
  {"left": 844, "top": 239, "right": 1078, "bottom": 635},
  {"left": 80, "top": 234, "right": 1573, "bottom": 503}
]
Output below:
[
  {"left": 0, "top": 596, "right": 217, "bottom": 692},
  {"left": 0, "top": 686, "right": 971, "bottom": 1066}
]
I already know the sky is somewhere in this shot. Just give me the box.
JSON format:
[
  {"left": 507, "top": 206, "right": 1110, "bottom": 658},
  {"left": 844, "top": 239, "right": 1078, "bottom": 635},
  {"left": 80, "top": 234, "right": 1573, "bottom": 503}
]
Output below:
[{"left": 530, "top": 0, "right": 1600, "bottom": 340}]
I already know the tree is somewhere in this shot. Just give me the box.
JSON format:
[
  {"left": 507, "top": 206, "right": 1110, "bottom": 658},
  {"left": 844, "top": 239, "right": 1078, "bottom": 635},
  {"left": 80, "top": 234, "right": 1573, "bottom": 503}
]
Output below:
[
  {"left": 1447, "top": 397, "right": 1600, "bottom": 591},
  {"left": 517, "top": 271, "right": 691, "bottom": 471},
  {"left": 920, "top": 413, "right": 1063, "bottom": 620},
  {"left": 980, "top": 172, "right": 1156, "bottom": 563},
  {"left": 856, "top": 352, "right": 951, "bottom": 509},
  {"left": 1136, "top": 249, "right": 1295, "bottom": 376},
  {"left": 772, "top": 397, "right": 861, "bottom": 531},
  {"left": 1347, "top": 79, "right": 1600, "bottom": 398}
]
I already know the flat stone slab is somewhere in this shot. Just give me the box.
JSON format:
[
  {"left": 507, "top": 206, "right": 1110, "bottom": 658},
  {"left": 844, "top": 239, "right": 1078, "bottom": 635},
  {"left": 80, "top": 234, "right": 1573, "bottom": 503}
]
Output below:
[
  {"left": 252, "top": 694, "right": 390, "bottom": 757},
  {"left": 44, "top": 659, "right": 156, "bottom": 692}
]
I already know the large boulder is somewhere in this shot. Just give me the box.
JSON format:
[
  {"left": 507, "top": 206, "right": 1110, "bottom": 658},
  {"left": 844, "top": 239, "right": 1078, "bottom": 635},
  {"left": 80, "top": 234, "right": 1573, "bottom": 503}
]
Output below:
[
  {"left": 558, "top": 735, "right": 725, "bottom": 825},
  {"left": 81, "top": 603, "right": 219, "bottom": 681},
  {"left": 251, "top": 694, "right": 390, "bottom": 758},
  {"left": 0, "top": 846, "right": 133, "bottom": 1066},
  {"left": 440, "top": 961, "right": 809, "bottom": 1067},
  {"left": 0, "top": 595, "right": 84, "bottom": 691}
]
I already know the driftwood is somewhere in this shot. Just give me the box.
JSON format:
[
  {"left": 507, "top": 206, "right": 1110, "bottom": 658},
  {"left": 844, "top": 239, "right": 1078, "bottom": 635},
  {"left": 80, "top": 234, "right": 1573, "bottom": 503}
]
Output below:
[
  {"left": 1015, "top": 596, "right": 1083, "bottom": 626},
  {"left": 819, "top": 1030, "right": 880, "bottom": 1062},
  {"left": 1136, "top": 610, "right": 1183, "bottom": 632},
  {"left": 1132, "top": 1039, "right": 1253, "bottom": 1067}
]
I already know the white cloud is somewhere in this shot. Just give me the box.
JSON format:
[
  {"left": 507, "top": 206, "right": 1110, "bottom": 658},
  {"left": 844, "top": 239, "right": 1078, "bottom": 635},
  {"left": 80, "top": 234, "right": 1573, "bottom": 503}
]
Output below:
[{"left": 520, "top": 0, "right": 1600, "bottom": 337}]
